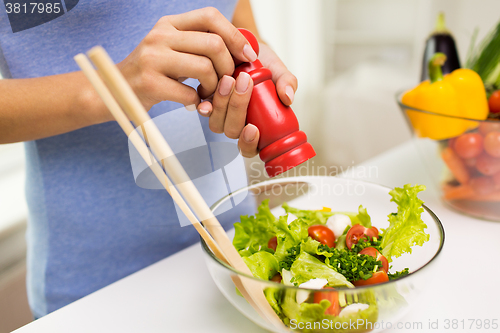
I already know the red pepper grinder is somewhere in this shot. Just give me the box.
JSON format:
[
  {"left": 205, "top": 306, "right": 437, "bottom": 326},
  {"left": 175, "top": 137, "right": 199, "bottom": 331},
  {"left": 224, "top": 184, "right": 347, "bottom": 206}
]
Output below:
[{"left": 234, "top": 28, "right": 316, "bottom": 177}]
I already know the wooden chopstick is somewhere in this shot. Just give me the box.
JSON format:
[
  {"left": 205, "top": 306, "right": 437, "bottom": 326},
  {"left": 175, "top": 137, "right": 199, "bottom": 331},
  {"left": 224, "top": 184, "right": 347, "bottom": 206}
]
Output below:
[
  {"left": 75, "top": 48, "right": 286, "bottom": 330},
  {"left": 74, "top": 54, "right": 228, "bottom": 264}
]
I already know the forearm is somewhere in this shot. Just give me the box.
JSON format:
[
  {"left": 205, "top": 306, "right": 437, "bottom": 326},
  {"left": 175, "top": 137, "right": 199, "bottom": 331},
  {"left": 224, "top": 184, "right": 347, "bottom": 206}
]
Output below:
[{"left": 0, "top": 71, "right": 111, "bottom": 144}]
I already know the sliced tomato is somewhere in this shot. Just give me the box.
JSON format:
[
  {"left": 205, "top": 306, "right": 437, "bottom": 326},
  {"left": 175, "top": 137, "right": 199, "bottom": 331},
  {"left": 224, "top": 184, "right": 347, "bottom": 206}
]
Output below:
[
  {"left": 359, "top": 247, "right": 389, "bottom": 273},
  {"left": 345, "top": 225, "right": 379, "bottom": 250},
  {"left": 267, "top": 236, "right": 277, "bottom": 251},
  {"left": 366, "top": 226, "right": 379, "bottom": 238},
  {"left": 308, "top": 225, "right": 335, "bottom": 248},
  {"left": 270, "top": 273, "right": 282, "bottom": 283},
  {"left": 353, "top": 271, "right": 389, "bottom": 287},
  {"left": 313, "top": 287, "right": 340, "bottom": 316}
]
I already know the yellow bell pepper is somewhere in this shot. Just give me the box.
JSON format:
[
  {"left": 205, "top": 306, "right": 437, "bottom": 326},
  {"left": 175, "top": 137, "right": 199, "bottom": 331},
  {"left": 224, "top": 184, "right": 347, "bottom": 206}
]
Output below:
[{"left": 402, "top": 53, "right": 489, "bottom": 140}]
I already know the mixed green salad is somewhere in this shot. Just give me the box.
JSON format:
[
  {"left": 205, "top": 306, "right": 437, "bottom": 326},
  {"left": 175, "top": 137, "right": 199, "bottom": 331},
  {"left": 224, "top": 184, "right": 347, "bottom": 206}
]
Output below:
[{"left": 232, "top": 184, "right": 430, "bottom": 331}]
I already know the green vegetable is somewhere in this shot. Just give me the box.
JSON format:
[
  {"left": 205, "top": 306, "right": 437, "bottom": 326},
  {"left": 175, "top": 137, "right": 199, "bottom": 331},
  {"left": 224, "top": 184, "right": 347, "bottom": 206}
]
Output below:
[
  {"left": 339, "top": 205, "right": 372, "bottom": 228},
  {"left": 274, "top": 216, "right": 309, "bottom": 262},
  {"left": 242, "top": 251, "right": 279, "bottom": 280},
  {"left": 335, "top": 234, "right": 347, "bottom": 250},
  {"left": 282, "top": 203, "right": 333, "bottom": 225},
  {"left": 388, "top": 268, "right": 410, "bottom": 280},
  {"left": 290, "top": 252, "right": 354, "bottom": 288},
  {"left": 233, "top": 199, "right": 276, "bottom": 257},
  {"left": 380, "top": 184, "right": 430, "bottom": 262},
  {"left": 264, "top": 287, "right": 284, "bottom": 319},
  {"left": 350, "top": 235, "right": 383, "bottom": 254},
  {"left": 466, "top": 20, "right": 500, "bottom": 94},
  {"left": 282, "top": 289, "right": 379, "bottom": 332},
  {"left": 316, "top": 244, "right": 382, "bottom": 282},
  {"left": 279, "top": 244, "right": 301, "bottom": 271}
]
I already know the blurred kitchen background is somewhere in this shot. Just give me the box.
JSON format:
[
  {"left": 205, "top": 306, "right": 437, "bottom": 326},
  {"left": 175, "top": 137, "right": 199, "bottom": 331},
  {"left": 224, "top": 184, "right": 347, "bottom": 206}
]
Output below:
[{"left": 1, "top": 0, "right": 500, "bottom": 331}]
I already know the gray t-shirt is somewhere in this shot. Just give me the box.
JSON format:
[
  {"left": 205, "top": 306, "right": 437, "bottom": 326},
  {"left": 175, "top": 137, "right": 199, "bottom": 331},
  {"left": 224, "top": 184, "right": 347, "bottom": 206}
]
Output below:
[{"left": 0, "top": 0, "right": 252, "bottom": 317}]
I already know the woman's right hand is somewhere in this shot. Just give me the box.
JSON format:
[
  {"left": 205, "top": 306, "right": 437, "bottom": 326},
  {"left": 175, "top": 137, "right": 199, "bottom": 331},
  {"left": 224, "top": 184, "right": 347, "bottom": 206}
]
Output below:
[{"left": 117, "top": 7, "right": 257, "bottom": 112}]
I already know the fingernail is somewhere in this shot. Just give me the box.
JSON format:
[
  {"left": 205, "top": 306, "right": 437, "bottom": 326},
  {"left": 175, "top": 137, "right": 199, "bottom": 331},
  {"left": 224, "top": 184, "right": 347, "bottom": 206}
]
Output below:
[
  {"left": 236, "top": 72, "right": 250, "bottom": 93},
  {"left": 219, "top": 75, "right": 233, "bottom": 96},
  {"left": 199, "top": 108, "right": 211, "bottom": 116},
  {"left": 185, "top": 104, "right": 196, "bottom": 112},
  {"left": 243, "top": 44, "right": 257, "bottom": 62},
  {"left": 243, "top": 124, "right": 258, "bottom": 142},
  {"left": 285, "top": 85, "right": 294, "bottom": 104}
]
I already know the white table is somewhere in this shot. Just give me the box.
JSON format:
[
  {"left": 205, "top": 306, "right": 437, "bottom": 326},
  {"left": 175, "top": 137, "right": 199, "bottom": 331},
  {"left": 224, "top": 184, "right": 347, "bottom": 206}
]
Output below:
[{"left": 13, "top": 142, "right": 500, "bottom": 333}]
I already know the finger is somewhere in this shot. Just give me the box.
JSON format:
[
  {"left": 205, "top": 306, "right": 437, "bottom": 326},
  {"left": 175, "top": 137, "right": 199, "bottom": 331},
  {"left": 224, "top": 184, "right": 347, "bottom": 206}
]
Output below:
[
  {"left": 198, "top": 100, "right": 212, "bottom": 117},
  {"left": 238, "top": 124, "right": 260, "bottom": 158},
  {"left": 275, "top": 71, "right": 298, "bottom": 106},
  {"left": 143, "top": 73, "right": 201, "bottom": 107},
  {"left": 167, "top": 31, "right": 234, "bottom": 79},
  {"left": 209, "top": 75, "right": 235, "bottom": 133},
  {"left": 166, "top": 7, "right": 257, "bottom": 63},
  {"left": 259, "top": 44, "right": 298, "bottom": 106},
  {"left": 224, "top": 72, "right": 253, "bottom": 139},
  {"left": 156, "top": 52, "right": 218, "bottom": 99}
]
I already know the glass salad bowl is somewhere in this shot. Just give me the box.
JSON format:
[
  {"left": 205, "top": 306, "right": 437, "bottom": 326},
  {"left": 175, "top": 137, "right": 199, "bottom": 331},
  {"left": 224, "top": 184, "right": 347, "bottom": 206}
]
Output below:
[
  {"left": 201, "top": 176, "right": 444, "bottom": 333},
  {"left": 397, "top": 92, "right": 500, "bottom": 221}
]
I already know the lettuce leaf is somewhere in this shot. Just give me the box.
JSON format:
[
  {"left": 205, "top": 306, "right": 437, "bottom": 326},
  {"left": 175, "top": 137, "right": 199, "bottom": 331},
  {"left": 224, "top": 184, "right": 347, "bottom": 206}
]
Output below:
[
  {"left": 242, "top": 251, "right": 279, "bottom": 281},
  {"left": 340, "top": 205, "right": 372, "bottom": 228},
  {"left": 233, "top": 199, "right": 276, "bottom": 257},
  {"left": 282, "top": 288, "right": 378, "bottom": 332},
  {"left": 290, "top": 252, "right": 354, "bottom": 288},
  {"left": 380, "top": 184, "right": 430, "bottom": 262},
  {"left": 264, "top": 287, "right": 284, "bottom": 319},
  {"left": 274, "top": 216, "right": 309, "bottom": 262},
  {"left": 282, "top": 203, "right": 333, "bottom": 225}
]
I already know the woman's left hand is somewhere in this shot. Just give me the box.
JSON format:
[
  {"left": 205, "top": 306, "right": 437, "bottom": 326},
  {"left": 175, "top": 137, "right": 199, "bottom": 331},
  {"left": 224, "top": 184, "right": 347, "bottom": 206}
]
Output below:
[{"left": 197, "top": 43, "right": 298, "bottom": 158}]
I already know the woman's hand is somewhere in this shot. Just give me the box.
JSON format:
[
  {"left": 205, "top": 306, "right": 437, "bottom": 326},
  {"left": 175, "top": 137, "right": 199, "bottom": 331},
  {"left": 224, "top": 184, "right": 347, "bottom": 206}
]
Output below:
[
  {"left": 118, "top": 7, "right": 257, "bottom": 111},
  {"left": 197, "top": 43, "right": 298, "bottom": 158}
]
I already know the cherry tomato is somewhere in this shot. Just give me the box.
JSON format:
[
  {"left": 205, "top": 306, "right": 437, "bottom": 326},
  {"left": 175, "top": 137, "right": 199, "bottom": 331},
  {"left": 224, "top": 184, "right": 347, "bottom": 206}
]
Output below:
[
  {"left": 313, "top": 287, "right": 340, "bottom": 316},
  {"left": 366, "top": 226, "right": 379, "bottom": 238},
  {"left": 270, "top": 273, "right": 282, "bottom": 283},
  {"left": 453, "top": 133, "right": 484, "bottom": 159},
  {"left": 494, "top": 172, "right": 500, "bottom": 188},
  {"left": 308, "top": 225, "right": 335, "bottom": 248},
  {"left": 470, "top": 176, "right": 495, "bottom": 195},
  {"left": 488, "top": 90, "right": 500, "bottom": 114},
  {"left": 479, "top": 121, "right": 500, "bottom": 135},
  {"left": 359, "top": 247, "right": 389, "bottom": 273},
  {"left": 464, "top": 157, "right": 477, "bottom": 168},
  {"left": 484, "top": 132, "right": 500, "bottom": 158},
  {"left": 476, "top": 153, "right": 500, "bottom": 176},
  {"left": 353, "top": 271, "right": 389, "bottom": 287},
  {"left": 345, "top": 225, "right": 379, "bottom": 250},
  {"left": 447, "top": 137, "right": 457, "bottom": 150},
  {"left": 268, "top": 236, "right": 277, "bottom": 251}
]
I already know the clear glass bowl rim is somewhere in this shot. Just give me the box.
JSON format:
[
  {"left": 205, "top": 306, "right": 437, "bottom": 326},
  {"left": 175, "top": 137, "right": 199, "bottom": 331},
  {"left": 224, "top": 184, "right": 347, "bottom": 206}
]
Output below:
[
  {"left": 201, "top": 176, "right": 446, "bottom": 292},
  {"left": 396, "top": 90, "right": 499, "bottom": 123}
]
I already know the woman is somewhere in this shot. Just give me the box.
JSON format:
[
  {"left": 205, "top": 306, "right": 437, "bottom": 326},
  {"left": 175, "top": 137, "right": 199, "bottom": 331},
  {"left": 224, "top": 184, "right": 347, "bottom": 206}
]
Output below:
[{"left": 0, "top": 0, "right": 297, "bottom": 318}]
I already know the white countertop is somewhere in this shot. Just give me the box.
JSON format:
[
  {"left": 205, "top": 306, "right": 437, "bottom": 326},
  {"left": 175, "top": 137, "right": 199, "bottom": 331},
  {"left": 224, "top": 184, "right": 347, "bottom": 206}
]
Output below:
[{"left": 13, "top": 142, "right": 500, "bottom": 333}]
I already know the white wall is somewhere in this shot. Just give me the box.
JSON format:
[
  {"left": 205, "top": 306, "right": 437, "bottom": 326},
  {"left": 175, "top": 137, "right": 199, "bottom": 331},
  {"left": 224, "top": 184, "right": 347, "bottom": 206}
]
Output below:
[{"left": 250, "top": 0, "right": 500, "bottom": 169}]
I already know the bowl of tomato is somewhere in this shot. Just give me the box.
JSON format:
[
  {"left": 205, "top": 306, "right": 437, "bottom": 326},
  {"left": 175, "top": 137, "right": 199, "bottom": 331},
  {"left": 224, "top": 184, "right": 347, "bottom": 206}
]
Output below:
[
  {"left": 397, "top": 91, "right": 500, "bottom": 221},
  {"left": 202, "top": 176, "right": 444, "bottom": 333}
]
